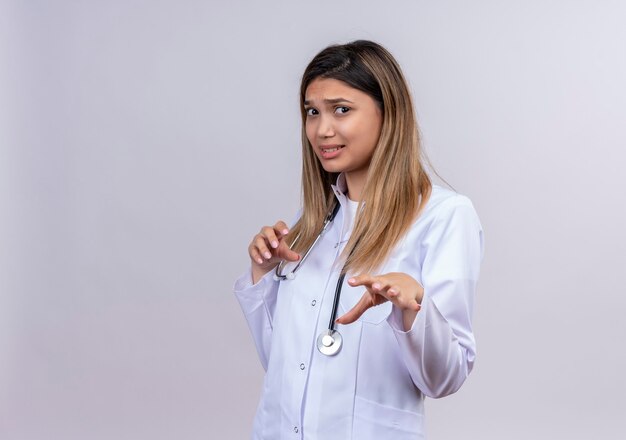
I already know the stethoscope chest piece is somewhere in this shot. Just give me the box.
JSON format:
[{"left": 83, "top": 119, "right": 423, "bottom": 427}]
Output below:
[{"left": 316, "top": 329, "right": 342, "bottom": 356}]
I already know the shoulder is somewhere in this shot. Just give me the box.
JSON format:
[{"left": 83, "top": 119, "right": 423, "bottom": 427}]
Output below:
[
  {"left": 415, "top": 185, "right": 484, "bottom": 276},
  {"left": 403, "top": 184, "right": 483, "bottom": 245},
  {"left": 421, "top": 185, "right": 478, "bottom": 221}
]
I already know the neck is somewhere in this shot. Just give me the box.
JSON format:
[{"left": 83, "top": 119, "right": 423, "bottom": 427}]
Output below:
[{"left": 345, "top": 169, "right": 368, "bottom": 202}]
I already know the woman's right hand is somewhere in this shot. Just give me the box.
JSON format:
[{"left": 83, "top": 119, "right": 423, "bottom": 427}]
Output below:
[{"left": 248, "top": 221, "right": 301, "bottom": 283}]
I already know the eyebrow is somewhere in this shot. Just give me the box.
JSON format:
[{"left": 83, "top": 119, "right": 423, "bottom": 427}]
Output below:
[{"left": 303, "top": 97, "right": 354, "bottom": 106}]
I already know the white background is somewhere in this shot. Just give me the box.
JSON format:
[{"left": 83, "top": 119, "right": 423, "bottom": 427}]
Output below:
[{"left": 1, "top": 1, "right": 625, "bottom": 439}]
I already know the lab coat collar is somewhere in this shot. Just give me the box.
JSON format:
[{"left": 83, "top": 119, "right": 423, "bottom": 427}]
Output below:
[
  {"left": 330, "top": 173, "right": 348, "bottom": 201},
  {"left": 329, "top": 172, "right": 353, "bottom": 244}
]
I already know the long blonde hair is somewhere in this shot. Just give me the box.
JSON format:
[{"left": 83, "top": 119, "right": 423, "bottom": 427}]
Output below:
[{"left": 288, "top": 40, "right": 432, "bottom": 274}]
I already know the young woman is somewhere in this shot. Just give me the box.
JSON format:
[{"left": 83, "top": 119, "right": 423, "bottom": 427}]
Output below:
[{"left": 234, "top": 40, "right": 484, "bottom": 440}]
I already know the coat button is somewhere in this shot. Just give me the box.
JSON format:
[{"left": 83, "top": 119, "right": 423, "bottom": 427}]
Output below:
[
  {"left": 300, "top": 363, "right": 305, "bottom": 370},
  {"left": 311, "top": 300, "right": 316, "bottom": 306},
  {"left": 294, "top": 426, "right": 299, "bottom": 433}
]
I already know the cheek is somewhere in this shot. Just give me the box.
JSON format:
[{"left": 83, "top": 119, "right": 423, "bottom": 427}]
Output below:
[
  {"left": 364, "top": 115, "right": 383, "bottom": 147},
  {"left": 305, "top": 124, "right": 320, "bottom": 157},
  {"left": 370, "top": 125, "right": 382, "bottom": 147},
  {"left": 305, "top": 122, "right": 316, "bottom": 144},
  {"left": 354, "top": 120, "right": 381, "bottom": 150}
]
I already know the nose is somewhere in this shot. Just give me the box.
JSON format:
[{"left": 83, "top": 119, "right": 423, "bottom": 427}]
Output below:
[{"left": 317, "top": 114, "right": 335, "bottom": 138}]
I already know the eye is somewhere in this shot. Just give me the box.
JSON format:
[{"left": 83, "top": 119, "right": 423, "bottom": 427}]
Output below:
[
  {"left": 335, "top": 106, "right": 350, "bottom": 114},
  {"left": 305, "top": 108, "right": 318, "bottom": 116}
]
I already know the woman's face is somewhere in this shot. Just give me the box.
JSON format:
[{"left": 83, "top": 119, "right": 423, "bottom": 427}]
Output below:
[{"left": 304, "top": 77, "right": 383, "bottom": 182}]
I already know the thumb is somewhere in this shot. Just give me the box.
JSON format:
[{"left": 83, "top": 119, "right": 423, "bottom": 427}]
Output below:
[
  {"left": 336, "top": 292, "right": 374, "bottom": 325},
  {"left": 277, "top": 241, "right": 300, "bottom": 262}
]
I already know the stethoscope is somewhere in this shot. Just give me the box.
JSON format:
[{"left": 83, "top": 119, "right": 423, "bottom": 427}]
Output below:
[{"left": 273, "top": 202, "right": 348, "bottom": 356}]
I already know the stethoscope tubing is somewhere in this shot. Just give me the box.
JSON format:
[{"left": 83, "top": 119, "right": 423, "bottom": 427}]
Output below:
[
  {"left": 328, "top": 272, "right": 346, "bottom": 332},
  {"left": 273, "top": 201, "right": 349, "bottom": 356},
  {"left": 274, "top": 202, "right": 341, "bottom": 281}
]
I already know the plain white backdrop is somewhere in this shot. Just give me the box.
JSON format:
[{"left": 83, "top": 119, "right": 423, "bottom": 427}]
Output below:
[{"left": 1, "top": 1, "right": 625, "bottom": 439}]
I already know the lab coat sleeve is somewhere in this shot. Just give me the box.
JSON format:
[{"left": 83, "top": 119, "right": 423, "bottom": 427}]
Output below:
[
  {"left": 386, "top": 194, "right": 484, "bottom": 398},
  {"left": 234, "top": 269, "right": 280, "bottom": 371}
]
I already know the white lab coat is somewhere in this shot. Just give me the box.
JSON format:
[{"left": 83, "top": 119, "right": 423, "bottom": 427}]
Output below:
[{"left": 234, "top": 174, "right": 484, "bottom": 440}]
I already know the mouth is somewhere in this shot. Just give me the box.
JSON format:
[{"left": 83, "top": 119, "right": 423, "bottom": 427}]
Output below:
[
  {"left": 319, "top": 145, "right": 345, "bottom": 159},
  {"left": 320, "top": 145, "right": 344, "bottom": 153}
]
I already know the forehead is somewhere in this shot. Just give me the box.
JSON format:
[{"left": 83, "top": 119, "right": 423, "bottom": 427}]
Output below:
[{"left": 304, "top": 77, "right": 366, "bottom": 101}]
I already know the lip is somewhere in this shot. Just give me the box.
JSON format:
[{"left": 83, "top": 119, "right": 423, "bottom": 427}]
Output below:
[{"left": 319, "top": 144, "right": 345, "bottom": 159}]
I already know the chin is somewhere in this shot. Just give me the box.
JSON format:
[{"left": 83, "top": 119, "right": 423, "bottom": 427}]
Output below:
[{"left": 320, "top": 164, "right": 345, "bottom": 174}]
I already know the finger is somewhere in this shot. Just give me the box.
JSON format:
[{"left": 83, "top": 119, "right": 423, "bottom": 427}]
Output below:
[
  {"left": 387, "top": 286, "right": 420, "bottom": 311},
  {"left": 248, "top": 243, "right": 265, "bottom": 265},
  {"left": 384, "top": 284, "right": 411, "bottom": 308},
  {"left": 273, "top": 220, "right": 290, "bottom": 238},
  {"left": 278, "top": 245, "right": 301, "bottom": 262},
  {"left": 371, "top": 278, "right": 392, "bottom": 294},
  {"left": 260, "top": 226, "right": 280, "bottom": 249},
  {"left": 387, "top": 284, "right": 400, "bottom": 298},
  {"left": 253, "top": 234, "right": 273, "bottom": 260},
  {"left": 347, "top": 274, "right": 378, "bottom": 288},
  {"left": 403, "top": 300, "right": 422, "bottom": 313},
  {"left": 335, "top": 292, "right": 375, "bottom": 325},
  {"left": 349, "top": 275, "right": 392, "bottom": 300}
]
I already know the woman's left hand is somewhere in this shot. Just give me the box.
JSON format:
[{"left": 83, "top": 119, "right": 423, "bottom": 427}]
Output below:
[{"left": 336, "top": 272, "right": 424, "bottom": 328}]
